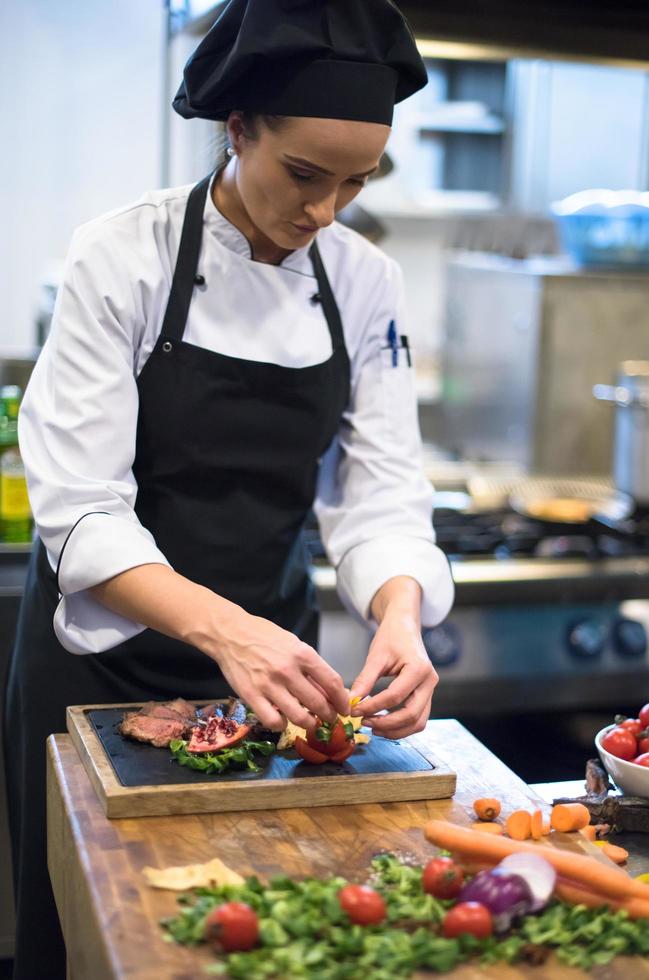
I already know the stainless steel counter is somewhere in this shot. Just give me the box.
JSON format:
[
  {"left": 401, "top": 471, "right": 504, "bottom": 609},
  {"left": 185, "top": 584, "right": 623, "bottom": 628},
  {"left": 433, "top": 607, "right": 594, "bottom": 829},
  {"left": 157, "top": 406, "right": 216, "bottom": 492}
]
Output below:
[{"left": 313, "top": 555, "right": 649, "bottom": 610}]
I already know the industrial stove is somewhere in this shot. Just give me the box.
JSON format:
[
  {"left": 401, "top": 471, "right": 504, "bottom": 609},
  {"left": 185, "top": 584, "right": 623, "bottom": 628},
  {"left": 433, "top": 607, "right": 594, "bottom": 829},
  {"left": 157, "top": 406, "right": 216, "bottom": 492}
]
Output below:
[{"left": 311, "top": 484, "right": 649, "bottom": 719}]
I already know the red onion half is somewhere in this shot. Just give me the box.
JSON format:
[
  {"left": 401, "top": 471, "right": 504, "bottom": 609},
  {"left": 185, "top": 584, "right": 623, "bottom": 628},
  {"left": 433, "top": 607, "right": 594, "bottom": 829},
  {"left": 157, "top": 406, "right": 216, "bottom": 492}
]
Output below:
[
  {"left": 498, "top": 853, "right": 557, "bottom": 912},
  {"left": 457, "top": 869, "right": 533, "bottom": 933}
]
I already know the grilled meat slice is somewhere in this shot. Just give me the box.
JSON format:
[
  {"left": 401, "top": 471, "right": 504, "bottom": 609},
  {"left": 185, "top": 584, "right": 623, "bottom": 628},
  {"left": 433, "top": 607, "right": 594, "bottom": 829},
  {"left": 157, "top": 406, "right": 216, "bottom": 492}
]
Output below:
[
  {"left": 166, "top": 697, "right": 199, "bottom": 721},
  {"left": 119, "top": 698, "right": 199, "bottom": 748},
  {"left": 138, "top": 703, "right": 188, "bottom": 721},
  {"left": 119, "top": 711, "right": 189, "bottom": 748}
]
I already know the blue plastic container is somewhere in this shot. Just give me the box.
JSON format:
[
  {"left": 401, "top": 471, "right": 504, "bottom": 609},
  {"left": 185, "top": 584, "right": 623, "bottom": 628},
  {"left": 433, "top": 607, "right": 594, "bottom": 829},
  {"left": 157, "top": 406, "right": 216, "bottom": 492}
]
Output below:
[{"left": 551, "top": 190, "right": 649, "bottom": 268}]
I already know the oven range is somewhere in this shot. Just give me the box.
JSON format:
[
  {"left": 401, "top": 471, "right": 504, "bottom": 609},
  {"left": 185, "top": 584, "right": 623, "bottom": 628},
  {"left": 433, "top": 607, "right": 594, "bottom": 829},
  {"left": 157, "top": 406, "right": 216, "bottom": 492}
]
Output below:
[{"left": 310, "top": 500, "right": 649, "bottom": 717}]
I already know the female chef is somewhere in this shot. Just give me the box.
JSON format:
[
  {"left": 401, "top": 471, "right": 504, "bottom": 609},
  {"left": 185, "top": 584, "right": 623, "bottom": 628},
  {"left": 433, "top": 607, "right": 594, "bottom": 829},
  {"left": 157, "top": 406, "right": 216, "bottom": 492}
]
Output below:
[{"left": 5, "top": 1, "right": 454, "bottom": 976}]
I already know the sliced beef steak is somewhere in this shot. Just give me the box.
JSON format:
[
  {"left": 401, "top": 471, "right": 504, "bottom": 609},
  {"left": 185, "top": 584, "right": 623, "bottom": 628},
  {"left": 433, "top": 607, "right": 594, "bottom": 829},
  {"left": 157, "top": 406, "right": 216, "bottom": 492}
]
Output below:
[
  {"left": 118, "top": 698, "right": 200, "bottom": 748},
  {"left": 119, "top": 711, "right": 188, "bottom": 748},
  {"left": 118, "top": 697, "right": 259, "bottom": 751},
  {"left": 166, "top": 697, "right": 199, "bottom": 721}
]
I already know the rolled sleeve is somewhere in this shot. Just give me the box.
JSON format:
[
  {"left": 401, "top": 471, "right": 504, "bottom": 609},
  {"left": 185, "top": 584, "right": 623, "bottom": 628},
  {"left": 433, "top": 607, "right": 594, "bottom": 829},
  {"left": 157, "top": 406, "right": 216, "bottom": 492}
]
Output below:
[
  {"left": 56, "top": 511, "right": 169, "bottom": 596},
  {"left": 336, "top": 535, "right": 454, "bottom": 627}
]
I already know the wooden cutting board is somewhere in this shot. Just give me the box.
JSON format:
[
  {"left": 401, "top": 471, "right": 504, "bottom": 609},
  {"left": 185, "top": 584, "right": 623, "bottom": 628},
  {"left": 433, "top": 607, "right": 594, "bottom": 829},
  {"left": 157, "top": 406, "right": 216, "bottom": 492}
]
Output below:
[
  {"left": 67, "top": 702, "right": 456, "bottom": 818},
  {"left": 49, "top": 720, "right": 649, "bottom": 980}
]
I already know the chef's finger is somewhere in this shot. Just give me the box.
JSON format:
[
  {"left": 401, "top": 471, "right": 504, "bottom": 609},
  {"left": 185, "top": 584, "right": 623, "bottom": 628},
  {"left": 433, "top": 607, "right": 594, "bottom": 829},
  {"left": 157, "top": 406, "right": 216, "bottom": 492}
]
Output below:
[
  {"left": 289, "top": 675, "right": 339, "bottom": 724},
  {"left": 367, "top": 678, "right": 432, "bottom": 728},
  {"left": 358, "top": 663, "right": 428, "bottom": 717},
  {"left": 244, "top": 695, "right": 287, "bottom": 732},
  {"left": 301, "top": 652, "right": 349, "bottom": 716},
  {"left": 369, "top": 704, "right": 431, "bottom": 741},
  {"left": 365, "top": 686, "right": 429, "bottom": 731},
  {"left": 349, "top": 656, "right": 386, "bottom": 709},
  {"left": 269, "top": 688, "right": 320, "bottom": 731}
]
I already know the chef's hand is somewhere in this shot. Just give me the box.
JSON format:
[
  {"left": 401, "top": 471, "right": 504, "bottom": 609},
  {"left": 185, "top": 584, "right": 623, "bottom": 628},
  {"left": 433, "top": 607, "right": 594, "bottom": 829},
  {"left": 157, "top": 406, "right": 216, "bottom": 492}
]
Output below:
[
  {"left": 89, "top": 563, "right": 348, "bottom": 733},
  {"left": 350, "top": 576, "right": 438, "bottom": 740},
  {"left": 208, "top": 609, "right": 349, "bottom": 733}
]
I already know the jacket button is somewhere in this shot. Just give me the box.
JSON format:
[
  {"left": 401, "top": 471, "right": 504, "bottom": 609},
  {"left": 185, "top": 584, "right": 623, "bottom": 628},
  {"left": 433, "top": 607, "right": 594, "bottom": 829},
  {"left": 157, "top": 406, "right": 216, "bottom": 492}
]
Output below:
[
  {"left": 310, "top": 292, "right": 322, "bottom": 305},
  {"left": 194, "top": 274, "right": 206, "bottom": 286},
  {"left": 162, "top": 341, "right": 173, "bottom": 353}
]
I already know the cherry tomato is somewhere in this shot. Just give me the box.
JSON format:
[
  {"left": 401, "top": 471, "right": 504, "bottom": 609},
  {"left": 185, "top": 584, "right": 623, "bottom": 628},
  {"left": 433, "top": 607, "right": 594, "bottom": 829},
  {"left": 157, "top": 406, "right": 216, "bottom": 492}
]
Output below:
[
  {"left": 442, "top": 902, "right": 493, "bottom": 939},
  {"left": 639, "top": 704, "right": 649, "bottom": 730},
  {"left": 616, "top": 716, "right": 643, "bottom": 737},
  {"left": 294, "top": 736, "right": 329, "bottom": 765},
  {"left": 632, "top": 752, "right": 649, "bottom": 768},
  {"left": 601, "top": 726, "right": 638, "bottom": 761},
  {"left": 637, "top": 734, "right": 649, "bottom": 755},
  {"left": 329, "top": 741, "right": 356, "bottom": 764},
  {"left": 307, "top": 718, "right": 349, "bottom": 755},
  {"left": 204, "top": 902, "right": 259, "bottom": 952},
  {"left": 422, "top": 856, "right": 465, "bottom": 899},
  {"left": 338, "top": 884, "right": 387, "bottom": 925}
]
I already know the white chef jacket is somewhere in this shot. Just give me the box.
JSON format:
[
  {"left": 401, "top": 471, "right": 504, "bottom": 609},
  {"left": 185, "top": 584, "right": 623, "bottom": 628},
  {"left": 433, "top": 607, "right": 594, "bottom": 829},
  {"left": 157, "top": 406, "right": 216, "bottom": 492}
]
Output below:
[{"left": 19, "top": 178, "right": 454, "bottom": 654}]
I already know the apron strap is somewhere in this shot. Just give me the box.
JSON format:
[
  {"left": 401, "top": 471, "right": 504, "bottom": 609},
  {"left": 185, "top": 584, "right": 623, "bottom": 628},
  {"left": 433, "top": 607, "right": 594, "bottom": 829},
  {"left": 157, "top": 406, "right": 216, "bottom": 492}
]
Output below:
[
  {"left": 309, "top": 241, "right": 346, "bottom": 352},
  {"left": 160, "top": 173, "right": 346, "bottom": 354},
  {"left": 159, "top": 174, "right": 211, "bottom": 343}
]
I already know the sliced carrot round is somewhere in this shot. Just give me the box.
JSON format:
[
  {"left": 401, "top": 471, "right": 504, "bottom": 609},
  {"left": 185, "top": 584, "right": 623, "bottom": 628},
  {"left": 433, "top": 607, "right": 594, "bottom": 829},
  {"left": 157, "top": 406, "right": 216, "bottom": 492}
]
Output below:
[
  {"left": 551, "top": 803, "right": 590, "bottom": 832},
  {"left": 530, "top": 809, "right": 544, "bottom": 840},
  {"left": 505, "top": 810, "right": 532, "bottom": 841},
  {"left": 470, "top": 821, "right": 503, "bottom": 834}
]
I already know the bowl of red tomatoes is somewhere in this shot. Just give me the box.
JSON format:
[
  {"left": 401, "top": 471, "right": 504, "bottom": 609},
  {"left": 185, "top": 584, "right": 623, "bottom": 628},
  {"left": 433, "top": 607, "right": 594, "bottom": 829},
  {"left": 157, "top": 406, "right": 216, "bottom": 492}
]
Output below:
[{"left": 595, "top": 702, "right": 649, "bottom": 797}]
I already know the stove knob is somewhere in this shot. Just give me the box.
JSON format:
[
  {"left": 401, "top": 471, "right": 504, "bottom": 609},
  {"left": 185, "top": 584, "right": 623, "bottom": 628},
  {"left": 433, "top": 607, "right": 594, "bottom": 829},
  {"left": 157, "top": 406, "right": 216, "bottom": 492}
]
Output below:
[
  {"left": 566, "top": 619, "right": 607, "bottom": 659},
  {"left": 422, "top": 623, "right": 461, "bottom": 667},
  {"left": 612, "top": 617, "right": 647, "bottom": 658}
]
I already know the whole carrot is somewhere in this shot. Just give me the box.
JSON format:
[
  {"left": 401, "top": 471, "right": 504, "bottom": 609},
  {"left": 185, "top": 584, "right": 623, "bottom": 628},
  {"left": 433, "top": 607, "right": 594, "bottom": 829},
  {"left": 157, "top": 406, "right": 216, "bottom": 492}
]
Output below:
[
  {"left": 555, "top": 877, "right": 649, "bottom": 919},
  {"left": 424, "top": 819, "right": 649, "bottom": 903}
]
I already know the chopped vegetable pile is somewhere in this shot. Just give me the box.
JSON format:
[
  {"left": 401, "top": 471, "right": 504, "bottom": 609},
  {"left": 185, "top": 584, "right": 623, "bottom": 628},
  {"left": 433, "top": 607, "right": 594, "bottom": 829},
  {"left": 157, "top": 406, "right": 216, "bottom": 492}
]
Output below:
[
  {"left": 162, "top": 854, "right": 649, "bottom": 977},
  {"left": 169, "top": 738, "right": 275, "bottom": 775}
]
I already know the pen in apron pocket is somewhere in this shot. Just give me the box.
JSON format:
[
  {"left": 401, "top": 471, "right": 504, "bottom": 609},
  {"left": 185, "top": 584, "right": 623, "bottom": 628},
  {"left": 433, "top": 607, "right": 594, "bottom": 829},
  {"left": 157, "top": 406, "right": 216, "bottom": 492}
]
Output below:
[
  {"left": 400, "top": 334, "right": 412, "bottom": 367},
  {"left": 387, "top": 319, "right": 399, "bottom": 367}
]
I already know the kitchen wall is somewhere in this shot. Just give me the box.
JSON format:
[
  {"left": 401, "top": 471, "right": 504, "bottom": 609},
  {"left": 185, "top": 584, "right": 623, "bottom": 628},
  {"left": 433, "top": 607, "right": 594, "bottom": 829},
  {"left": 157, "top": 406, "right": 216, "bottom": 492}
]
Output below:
[
  {"left": 0, "top": 0, "right": 165, "bottom": 352},
  {"left": 2, "top": 7, "right": 648, "bottom": 365},
  {"left": 357, "top": 58, "right": 649, "bottom": 404}
]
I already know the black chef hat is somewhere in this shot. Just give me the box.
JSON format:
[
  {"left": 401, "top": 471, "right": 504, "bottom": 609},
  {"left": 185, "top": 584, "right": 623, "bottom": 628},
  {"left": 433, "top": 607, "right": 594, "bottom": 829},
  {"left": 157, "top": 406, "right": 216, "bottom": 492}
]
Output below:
[{"left": 173, "top": 0, "right": 427, "bottom": 126}]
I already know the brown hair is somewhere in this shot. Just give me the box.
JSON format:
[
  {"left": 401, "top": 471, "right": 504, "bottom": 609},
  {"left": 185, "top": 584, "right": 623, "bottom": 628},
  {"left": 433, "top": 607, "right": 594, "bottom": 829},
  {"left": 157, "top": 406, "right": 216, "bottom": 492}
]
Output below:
[{"left": 215, "top": 112, "right": 287, "bottom": 169}]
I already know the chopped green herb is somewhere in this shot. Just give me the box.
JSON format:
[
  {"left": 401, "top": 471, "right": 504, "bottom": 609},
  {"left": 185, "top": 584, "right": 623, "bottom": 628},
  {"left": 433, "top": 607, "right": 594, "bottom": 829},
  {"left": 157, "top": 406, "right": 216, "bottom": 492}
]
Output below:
[
  {"left": 169, "top": 738, "right": 275, "bottom": 775},
  {"left": 162, "top": 853, "right": 649, "bottom": 978}
]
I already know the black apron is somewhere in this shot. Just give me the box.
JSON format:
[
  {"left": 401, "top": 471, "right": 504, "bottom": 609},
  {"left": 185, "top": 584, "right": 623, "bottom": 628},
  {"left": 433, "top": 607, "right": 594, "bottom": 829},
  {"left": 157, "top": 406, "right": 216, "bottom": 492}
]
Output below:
[{"left": 4, "top": 174, "right": 350, "bottom": 980}]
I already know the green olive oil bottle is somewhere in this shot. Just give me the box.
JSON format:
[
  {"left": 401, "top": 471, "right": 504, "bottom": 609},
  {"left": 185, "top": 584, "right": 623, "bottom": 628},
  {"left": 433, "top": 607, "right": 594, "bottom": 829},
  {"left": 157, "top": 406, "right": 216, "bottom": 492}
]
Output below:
[{"left": 0, "top": 386, "right": 33, "bottom": 543}]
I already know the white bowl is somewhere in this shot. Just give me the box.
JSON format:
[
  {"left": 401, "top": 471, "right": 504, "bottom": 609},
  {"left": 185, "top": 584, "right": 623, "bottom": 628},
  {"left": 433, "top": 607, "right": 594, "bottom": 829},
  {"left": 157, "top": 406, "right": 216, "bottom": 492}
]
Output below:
[{"left": 595, "top": 725, "right": 649, "bottom": 798}]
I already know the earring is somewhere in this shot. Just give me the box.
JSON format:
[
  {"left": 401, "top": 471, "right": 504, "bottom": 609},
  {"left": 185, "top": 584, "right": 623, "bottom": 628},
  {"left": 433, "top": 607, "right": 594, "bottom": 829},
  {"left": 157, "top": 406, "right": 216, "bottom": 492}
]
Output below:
[{"left": 226, "top": 146, "right": 235, "bottom": 158}]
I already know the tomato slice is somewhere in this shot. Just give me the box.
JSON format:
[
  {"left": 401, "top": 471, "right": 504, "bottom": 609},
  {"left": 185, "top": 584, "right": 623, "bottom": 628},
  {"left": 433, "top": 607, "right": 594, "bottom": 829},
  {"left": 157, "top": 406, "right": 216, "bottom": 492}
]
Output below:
[
  {"left": 294, "top": 736, "right": 329, "bottom": 764},
  {"left": 328, "top": 741, "right": 356, "bottom": 763},
  {"left": 307, "top": 718, "right": 349, "bottom": 755}
]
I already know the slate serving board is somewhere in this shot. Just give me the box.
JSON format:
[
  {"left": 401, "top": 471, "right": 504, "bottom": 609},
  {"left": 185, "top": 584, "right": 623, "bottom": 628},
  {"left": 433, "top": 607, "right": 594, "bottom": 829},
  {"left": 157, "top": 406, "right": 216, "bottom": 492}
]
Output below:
[
  {"left": 67, "top": 702, "right": 457, "bottom": 818},
  {"left": 88, "top": 707, "right": 435, "bottom": 787}
]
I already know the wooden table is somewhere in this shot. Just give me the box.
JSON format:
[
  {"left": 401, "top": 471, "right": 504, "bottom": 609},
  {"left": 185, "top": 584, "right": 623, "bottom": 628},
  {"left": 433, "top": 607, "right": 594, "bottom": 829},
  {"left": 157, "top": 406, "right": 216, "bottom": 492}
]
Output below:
[{"left": 47, "top": 720, "right": 649, "bottom": 980}]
